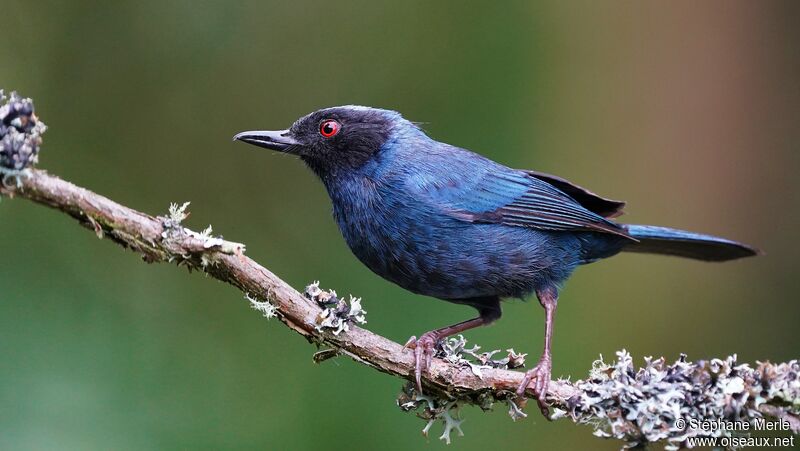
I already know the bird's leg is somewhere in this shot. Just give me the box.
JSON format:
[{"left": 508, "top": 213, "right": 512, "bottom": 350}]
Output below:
[
  {"left": 404, "top": 304, "right": 500, "bottom": 395},
  {"left": 516, "top": 286, "right": 558, "bottom": 417}
]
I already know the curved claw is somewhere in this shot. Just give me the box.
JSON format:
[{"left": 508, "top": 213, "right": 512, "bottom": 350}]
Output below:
[
  {"left": 405, "top": 332, "right": 439, "bottom": 394},
  {"left": 515, "top": 356, "right": 553, "bottom": 418}
]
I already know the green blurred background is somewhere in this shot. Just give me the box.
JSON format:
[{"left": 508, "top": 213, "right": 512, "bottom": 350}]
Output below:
[{"left": 1, "top": 1, "right": 798, "bottom": 449}]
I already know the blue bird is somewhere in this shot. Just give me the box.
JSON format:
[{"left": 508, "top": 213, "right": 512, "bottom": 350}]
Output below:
[{"left": 234, "top": 106, "right": 758, "bottom": 415}]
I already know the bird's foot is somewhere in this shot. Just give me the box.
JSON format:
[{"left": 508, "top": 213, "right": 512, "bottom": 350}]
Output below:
[
  {"left": 515, "top": 354, "right": 552, "bottom": 418},
  {"left": 403, "top": 331, "right": 440, "bottom": 395}
]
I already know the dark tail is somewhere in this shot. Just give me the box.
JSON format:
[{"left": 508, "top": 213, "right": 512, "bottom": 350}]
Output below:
[{"left": 623, "top": 225, "right": 760, "bottom": 262}]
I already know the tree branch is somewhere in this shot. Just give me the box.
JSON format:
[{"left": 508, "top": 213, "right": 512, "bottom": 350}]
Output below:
[
  {"left": 1, "top": 168, "right": 563, "bottom": 396},
  {"left": 4, "top": 168, "right": 798, "bottom": 448}
]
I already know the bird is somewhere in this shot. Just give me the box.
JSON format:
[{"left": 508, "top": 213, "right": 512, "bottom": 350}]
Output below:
[{"left": 233, "top": 106, "right": 758, "bottom": 416}]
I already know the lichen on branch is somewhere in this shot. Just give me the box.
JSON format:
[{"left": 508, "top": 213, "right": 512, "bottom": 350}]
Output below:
[{"left": 0, "top": 90, "right": 47, "bottom": 186}]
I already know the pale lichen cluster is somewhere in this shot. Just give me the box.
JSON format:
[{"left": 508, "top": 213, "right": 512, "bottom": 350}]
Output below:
[
  {"left": 160, "top": 201, "right": 245, "bottom": 266},
  {"left": 397, "top": 344, "right": 798, "bottom": 448},
  {"left": 166, "top": 201, "right": 191, "bottom": 224},
  {"left": 246, "top": 293, "right": 279, "bottom": 319},
  {"left": 399, "top": 393, "right": 465, "bottom": 445},
  {"left": 554, "top": 351, "right": 799, "bottom": 450},
  {"left": 398, "top": 334, "right": 530, "bottom": 444},
  {"left": 437, "top": 334, "right": 527, "bottom": 379},
  {"left": 0, "top": 90, "right": 47, "bottom": 187},
  {"left": 304, "top": 281, "right": 367, "bottom": 335}
]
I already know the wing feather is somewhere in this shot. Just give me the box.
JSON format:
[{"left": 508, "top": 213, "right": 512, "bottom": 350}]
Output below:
[{"left": 413, "top": 162, "right": 633, "bottom": 239}]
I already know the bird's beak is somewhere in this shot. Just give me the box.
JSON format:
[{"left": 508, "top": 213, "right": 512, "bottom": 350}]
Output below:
[{"left": 232, "top": 130, "right": 300, "bottom": 152}]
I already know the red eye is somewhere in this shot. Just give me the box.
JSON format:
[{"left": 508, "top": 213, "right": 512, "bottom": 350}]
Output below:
[{"left": 319, "top": 119, "right": 340, "bottom": 138}]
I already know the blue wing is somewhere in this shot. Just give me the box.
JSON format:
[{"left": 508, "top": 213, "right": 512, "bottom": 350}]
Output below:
[{"left": 406, "top": 152, "right": 633, "bottom": 239}]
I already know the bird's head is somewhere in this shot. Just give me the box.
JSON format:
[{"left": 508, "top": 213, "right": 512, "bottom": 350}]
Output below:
[{"left": 234, "top": 106, "right": 415, "bottom": 177}]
